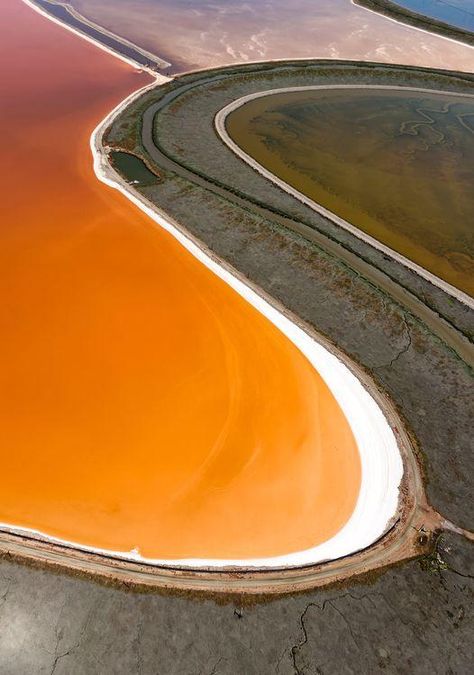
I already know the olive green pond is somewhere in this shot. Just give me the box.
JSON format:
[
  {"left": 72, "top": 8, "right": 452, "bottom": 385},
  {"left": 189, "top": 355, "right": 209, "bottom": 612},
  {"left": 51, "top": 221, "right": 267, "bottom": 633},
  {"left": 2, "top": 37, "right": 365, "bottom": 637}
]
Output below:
[{"left": 226, "top": 88, "right": 474, "bottom": 296}]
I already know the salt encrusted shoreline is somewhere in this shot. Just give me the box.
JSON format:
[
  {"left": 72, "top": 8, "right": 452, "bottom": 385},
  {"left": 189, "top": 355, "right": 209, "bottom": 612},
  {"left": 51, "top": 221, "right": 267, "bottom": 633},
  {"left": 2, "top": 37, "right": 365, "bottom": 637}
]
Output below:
[{"left": 8, "top": 0, "right": 407, "bottom": 571}]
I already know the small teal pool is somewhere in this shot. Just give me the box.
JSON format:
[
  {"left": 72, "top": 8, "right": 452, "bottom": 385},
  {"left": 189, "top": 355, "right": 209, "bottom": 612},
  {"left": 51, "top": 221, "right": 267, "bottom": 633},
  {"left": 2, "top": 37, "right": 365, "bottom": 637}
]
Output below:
[{"left": 110, "top": 151, "right": 158, "bottom": 186}]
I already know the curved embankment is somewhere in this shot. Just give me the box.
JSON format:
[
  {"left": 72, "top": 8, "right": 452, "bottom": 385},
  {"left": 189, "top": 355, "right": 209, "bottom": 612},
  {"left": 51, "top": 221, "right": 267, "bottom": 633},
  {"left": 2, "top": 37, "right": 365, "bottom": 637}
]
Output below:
[
  {"left": 216, "top": 85, "right": 474, "bottom": 306},
  {"left": 132, "top": 61, "right": 474, "bottom": 350},
  {"left": 0, "top": 0, "right": 415, "bottom": 591},
  {"left": 353, "top": 0, "right": 474, "bottom": 46},
  {"left": 99, "top": 57, "right": 474, "bottom": 589}
]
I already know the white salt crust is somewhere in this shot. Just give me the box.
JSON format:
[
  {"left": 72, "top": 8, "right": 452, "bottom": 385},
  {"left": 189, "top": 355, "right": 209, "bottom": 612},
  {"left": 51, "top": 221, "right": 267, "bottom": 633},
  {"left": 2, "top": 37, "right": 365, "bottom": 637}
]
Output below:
[{"left": 5, "top": 0, "right": 404, "bottom": 569}]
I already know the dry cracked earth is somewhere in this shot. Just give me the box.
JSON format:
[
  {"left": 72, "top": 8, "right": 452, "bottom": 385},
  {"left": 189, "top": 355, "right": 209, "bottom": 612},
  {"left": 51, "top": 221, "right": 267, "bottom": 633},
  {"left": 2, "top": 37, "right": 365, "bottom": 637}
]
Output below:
[{"left": 0, "top": 532, "right": 472, "bottom": 673}]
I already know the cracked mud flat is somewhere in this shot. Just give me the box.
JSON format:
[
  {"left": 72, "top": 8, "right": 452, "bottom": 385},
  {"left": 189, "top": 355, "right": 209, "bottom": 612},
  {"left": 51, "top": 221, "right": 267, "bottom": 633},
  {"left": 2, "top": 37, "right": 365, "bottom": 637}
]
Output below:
[{"left": 0, "top": 531, "right": 472, "bottom": 673}]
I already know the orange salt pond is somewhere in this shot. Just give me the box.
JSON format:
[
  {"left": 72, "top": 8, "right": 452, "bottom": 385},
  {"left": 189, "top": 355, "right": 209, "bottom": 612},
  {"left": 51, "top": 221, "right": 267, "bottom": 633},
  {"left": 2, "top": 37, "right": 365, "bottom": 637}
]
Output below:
[{"left": 0, "top": 0, "right": 361, "bottom": 562}]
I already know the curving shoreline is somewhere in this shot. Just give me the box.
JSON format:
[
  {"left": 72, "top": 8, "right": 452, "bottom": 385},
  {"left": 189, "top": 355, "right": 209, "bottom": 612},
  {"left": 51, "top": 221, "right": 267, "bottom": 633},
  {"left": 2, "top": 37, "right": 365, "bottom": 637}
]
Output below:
[
  {"left": 1, "top": 0, "right": 414, "bottom": 579},
  {"left": 3, "top": 0, "right": 470, "bottom": 594}
]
